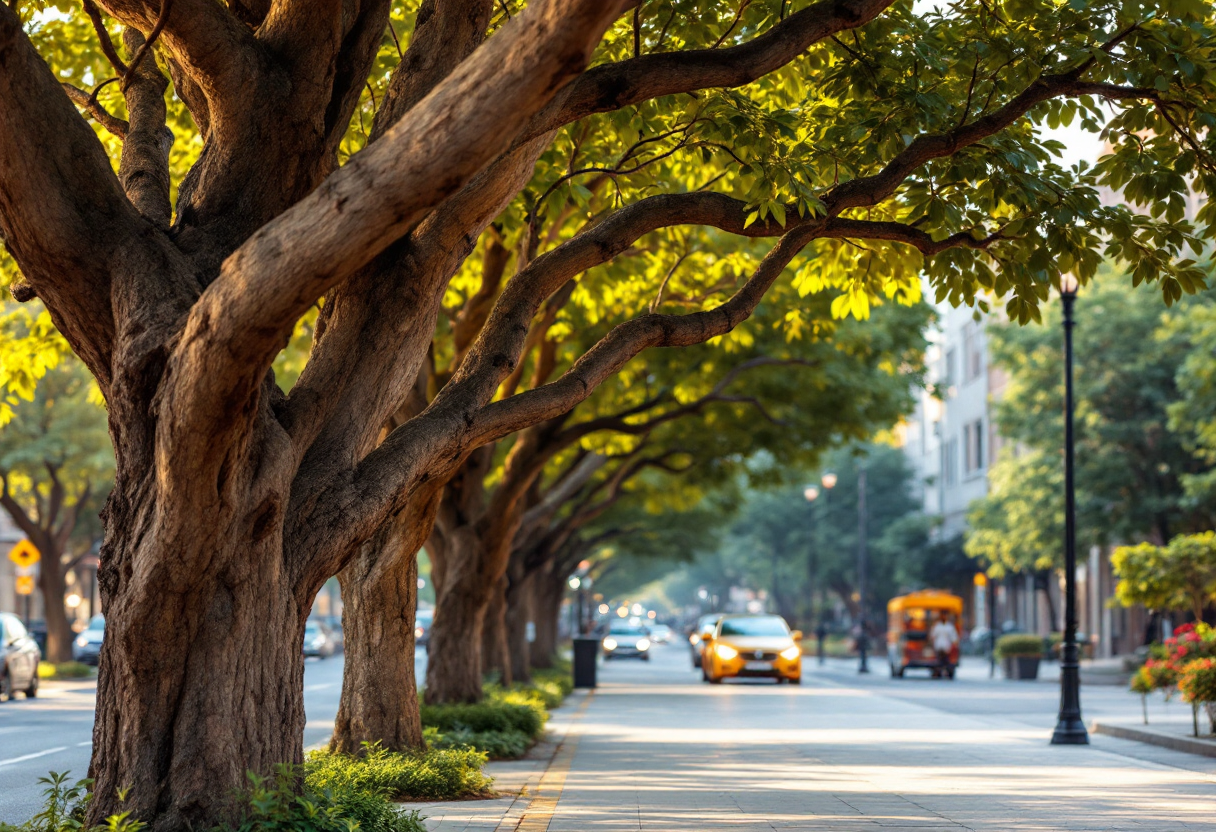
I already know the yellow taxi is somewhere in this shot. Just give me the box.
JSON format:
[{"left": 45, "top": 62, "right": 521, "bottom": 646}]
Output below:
[{"left": 700, "top": 614, "right": 803, "bottom": 684}]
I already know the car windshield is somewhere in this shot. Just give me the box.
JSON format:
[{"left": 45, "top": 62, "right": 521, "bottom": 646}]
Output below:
[
  {"left": 609, "top": 627, "right": 647, "bottom": 637},
  {"left": 87, "top": 616, "right": 105, "bottom": 632},
  {"left": 719, "top": 617, "right": 789, "bottom": 637},
  {"left": 304, "top": 623, "right": 321, "bottom": 635}
]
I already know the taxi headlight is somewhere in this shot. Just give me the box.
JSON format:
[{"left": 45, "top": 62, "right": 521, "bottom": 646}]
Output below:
[
  {"left": 603, "top": 638, "right": 618, "bottom": 651},
  {"left": 714, "top": 643, "right": 738, "bottom": 660},
  {"left": 689, "top": 633, "right": 699, "bottom": 645},
  {"left": 780, "top": 645, "right": 802, "bottom": 661},
  {"left": 636, "top": 638, "right": 651, "bottom": 651}
]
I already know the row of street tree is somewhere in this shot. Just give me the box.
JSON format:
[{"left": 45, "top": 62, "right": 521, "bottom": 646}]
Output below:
[
  {"left": 966, "top": 275, "right": 1216, "bottom": 621},
  {"left": 0, "top": 0, "right": 1214, "bottom": 828}
]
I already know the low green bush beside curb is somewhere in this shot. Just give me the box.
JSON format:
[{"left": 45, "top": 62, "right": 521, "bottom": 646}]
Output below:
[
  {"left": 305, "top": 743, "right": 492, "bottom": 803},
  {"left": 419, "top": 664, "right": 574, "bottom": 760},
  {"left": 994, "top": 633, "right": 1044, "bottom": 659},
  {"left": 36, "top": 662, "right": 94, "bottom": 680}
]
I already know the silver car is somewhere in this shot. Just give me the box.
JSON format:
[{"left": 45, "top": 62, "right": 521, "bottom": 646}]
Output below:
[
  {"left": 72, "top": 614, "right": 105, "bottom": 665},
  {"left": 1, "top": 613, "right": 41, "bottom": 700}
]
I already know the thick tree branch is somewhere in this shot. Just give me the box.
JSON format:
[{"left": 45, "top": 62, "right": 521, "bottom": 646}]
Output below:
[
  {"left": 173, "top": 0, "right": 627, "bottom": 480},
  {"left": 93, "top": 0, "right": 263, "bottom": 113},
  {"left": 0, "top": 7, "right": 149, "bottom": 389},
  {"left": 119, "top": 29, "right": 173, "bottom": 229},
  {"left": 522, "top": 0, "right": 896, "bottom": 141}
]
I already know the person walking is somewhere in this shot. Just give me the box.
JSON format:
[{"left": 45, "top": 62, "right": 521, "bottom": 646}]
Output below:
[
  {"left": 816, "top": 619, "right": 828, "bottom": 665},
  {"left": 929, "top": 612, "right": 958, "bottom": 678}
]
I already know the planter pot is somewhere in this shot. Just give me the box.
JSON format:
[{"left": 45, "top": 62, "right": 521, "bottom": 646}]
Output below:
[{"left": 1003, "top": 656, "right": 1041, "bottom": 680}]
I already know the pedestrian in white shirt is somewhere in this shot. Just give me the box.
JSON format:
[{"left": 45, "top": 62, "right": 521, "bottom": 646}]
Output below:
[{"left": 929, "top": 613, "right": 958, "bottom": 672}]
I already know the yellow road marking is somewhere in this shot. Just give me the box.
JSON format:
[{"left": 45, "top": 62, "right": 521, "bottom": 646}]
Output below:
[{"left": 508, "top": 692, "right": 594, "bottom": 832}]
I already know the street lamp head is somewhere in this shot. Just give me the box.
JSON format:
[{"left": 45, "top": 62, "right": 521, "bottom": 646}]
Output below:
[
  {"left": 821, "top": 472, "right": 838, "bottom": 489},
  {"left": 1059, "top": 273, "right": 1079, "bottom": 299},
  {"left": 568, "top": 577, "right": 581, "bottom": 590},
  {"left": 804, "top": 485, "right": 820, "bottom": 502}
]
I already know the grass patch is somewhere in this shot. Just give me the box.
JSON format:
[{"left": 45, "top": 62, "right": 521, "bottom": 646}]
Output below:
[
  {"left": 37, "top": 662, "right": 94, "bottom": 680},
  {"left": 305, "top": 743, "right": 492, "bottom": 802}
]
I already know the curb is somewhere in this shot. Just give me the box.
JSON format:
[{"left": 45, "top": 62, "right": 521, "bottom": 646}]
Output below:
[{"left": 1092, "top": 721, "right": 1216, "bottom": 758}]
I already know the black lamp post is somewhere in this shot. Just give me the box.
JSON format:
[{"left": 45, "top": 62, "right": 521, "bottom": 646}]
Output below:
[
  {"left": 856, "top": 463, "right": 869, "bottom": 674},
  {"left": 1052, "top": 273, "right": 1088, "bottom": 745}
]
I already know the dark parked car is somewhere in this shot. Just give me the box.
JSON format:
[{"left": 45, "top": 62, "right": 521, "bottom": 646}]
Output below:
[
  {"left": 303, "top": 620, "right": 336, "bottom": 659},
  {"left": 689, "top": 613, "right": 723, "bottom": 669},
  {"left": 73, "top": 614, "right": 105, "bottom": 665},
  {"left": 1, "top": 612, "right": 41, "bottom": 701},
  {"left": 415, "top": 608, "right": 434, "bottom": 650}
]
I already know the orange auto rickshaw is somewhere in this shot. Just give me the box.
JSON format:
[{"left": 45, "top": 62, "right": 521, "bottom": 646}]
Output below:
[{"left": 886, "top": 590, "right": 963, "bottom": 679}]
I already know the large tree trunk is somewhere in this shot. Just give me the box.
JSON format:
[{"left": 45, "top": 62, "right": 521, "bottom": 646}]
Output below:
[
  {"left": 480, "top": 575, "right": 512, "bottom": 686},
  {"left": 36, "top": 541, "right": 73, "bottom": 663},
  {"left": 89, "top": 520, "right": 306, "bottom": 830},
  {"left": 530, "top": 572, "right": 563, "bottom": 670},
  {"left": 330, "top": 521, "right": 424, "bottom": 754},
  {"left": 424, "top": 529, "right": 494, "bottom": 704},
  {"left": 504, "top": 566, "right": 533, "bottom": 684}
]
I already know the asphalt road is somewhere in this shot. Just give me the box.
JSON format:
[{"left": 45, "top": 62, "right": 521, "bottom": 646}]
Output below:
[
  {"left": 513, "top": 643, "right": 1216, "bottom": 831},
  {"left": 0, "top": 651, "right": 425, "bottom": 824}
]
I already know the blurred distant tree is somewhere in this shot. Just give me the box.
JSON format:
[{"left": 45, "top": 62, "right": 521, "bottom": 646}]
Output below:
[
  {"left": 1112, "top": 532, "right": 1216, "bottom": 623},
  {"left": 0, "top": 356, "right": 113, "bottom": 661},
  {"left": 967, "top": 275, "right": 1216, "bottom": 577}
]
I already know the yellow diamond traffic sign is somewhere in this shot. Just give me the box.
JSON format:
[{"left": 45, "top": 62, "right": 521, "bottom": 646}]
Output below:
[
  {"left": 15, "top": 574, "right": 34, "bottom": 595},
  {"left": 8, "top": 539, "right": 40, "bottom": 568}
]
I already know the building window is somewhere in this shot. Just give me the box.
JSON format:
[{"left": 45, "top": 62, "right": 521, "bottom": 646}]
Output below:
[
  {"left": 963, "top": 323, "right": 984, "bottom": 383},
  {"left": 941, "top": 437, "right": 959, "bottom": 486},
  {"left": 943, "top": 348, "right": 956, "bottom": 388},
  {"left": 964, "top": 419, "right": 985, "bottom": 475}
]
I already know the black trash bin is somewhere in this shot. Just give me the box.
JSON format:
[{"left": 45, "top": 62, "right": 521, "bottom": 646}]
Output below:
[{"left": 572, "top": 637, "right": 599, "bottom": 689}]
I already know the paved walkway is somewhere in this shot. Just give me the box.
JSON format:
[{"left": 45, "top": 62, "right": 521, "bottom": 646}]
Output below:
[{"left": 420, "top": 646, "right": 1216, "bottom": 831}]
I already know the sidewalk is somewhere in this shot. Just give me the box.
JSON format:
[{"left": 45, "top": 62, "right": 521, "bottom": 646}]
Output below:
[{"left": 414, "top": 647, "right": 1216, "bottom": 831}]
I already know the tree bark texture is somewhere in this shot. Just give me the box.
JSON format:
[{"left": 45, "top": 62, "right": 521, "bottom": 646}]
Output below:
[
  {"left": 330, "top": 515, "right": 425, "bottom": 755},
  {"left": 504, "top": 565, "right": 534, "bottom": 684},
  {"left": 480, "top": 575, "right": 511, "bottom": 686}
]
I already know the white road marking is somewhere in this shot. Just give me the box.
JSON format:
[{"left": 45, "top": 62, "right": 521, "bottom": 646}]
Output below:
[{"left": 0, "top": 747, "right": 69, "bottom": 767}]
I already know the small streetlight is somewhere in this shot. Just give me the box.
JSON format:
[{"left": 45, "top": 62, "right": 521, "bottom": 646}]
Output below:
[
  {"left": 804, "top": 485, "right": 820, "bottom": 502},
  {"left": 1052, "top": 273, "right": 1088, "bottom": 745},
  {"left": 569, "top": 577, "right": 581, "bottom": 590},
  {"left": 821, "top": 472, "right": 838, "bottom": 490},
  {"left": 598, "top": 603, "right": 610, "bottom": 615},
  {"left": 66, "top": 593, "right": 82, "bottom": 609}
]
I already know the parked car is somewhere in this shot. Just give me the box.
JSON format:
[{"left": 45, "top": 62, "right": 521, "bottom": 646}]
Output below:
[
  {"left": 415, "top": 608, "right": 434, "bottom": 650},
  {"left": 303, "top": 620, "right": 336, "bottom": 659},
  {"left": 320, "top": 615, "right": 344, "bottom": 652},
  {"left": 1, "top": 612, "right": 41, "bottom": 700},
  {"left": 73, "top": 614, "right": 105, "bottom": 665},
  {"left": 648, "top": 624, "right": 673, "bottom": 644}
]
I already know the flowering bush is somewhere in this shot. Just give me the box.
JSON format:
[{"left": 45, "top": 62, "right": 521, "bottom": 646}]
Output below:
[
  {"left": 1179, "top": 658, "right": 1216, "bottom": 705},
  {"left": 1129, "top": 622, "right": 1215, "bottom": 700}
]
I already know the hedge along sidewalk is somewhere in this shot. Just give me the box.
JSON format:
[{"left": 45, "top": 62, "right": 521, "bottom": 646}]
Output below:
[{"left": 412, "top": 690, "right": 594, "bottom": 832}]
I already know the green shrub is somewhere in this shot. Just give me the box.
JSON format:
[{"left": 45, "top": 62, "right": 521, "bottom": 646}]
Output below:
[
  {"left": 36, "top": 662, "right": 94, "bottom": 680},
  {"left": 305, "top": 743, "right": 491, "bottom": 802},
  {"left": 419, "top": 699, "right": 544, "bottom": 738},
  {"left": 994, "top": 634, "right": 1044, "bottom": 659},
  {"left": 424, "top": 727, "right": 530, "bottom": 760},
  {"left": 222, "top": 765, "right": 424, "bottom": 832}
]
